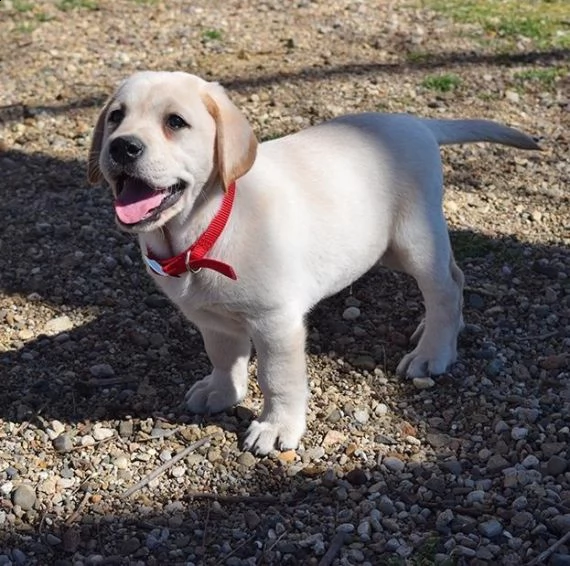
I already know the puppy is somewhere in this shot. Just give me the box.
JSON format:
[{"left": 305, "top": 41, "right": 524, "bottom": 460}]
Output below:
[{"left": 88, "top": 71, "right": 539, "bottom": 454}]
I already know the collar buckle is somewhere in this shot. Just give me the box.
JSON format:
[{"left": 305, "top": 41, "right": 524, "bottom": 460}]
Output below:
[{"left": 185, "top": 250, "right": 202, "bottom": 274}]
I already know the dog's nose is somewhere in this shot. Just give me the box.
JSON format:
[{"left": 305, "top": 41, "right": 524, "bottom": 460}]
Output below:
[{"left": 109, "top": 136, "right": 145, "bottom": 164}]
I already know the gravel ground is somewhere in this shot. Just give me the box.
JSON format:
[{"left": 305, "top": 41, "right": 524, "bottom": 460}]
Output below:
[{"left": 0, "top": 1, "right": 569, "bottom": 565}]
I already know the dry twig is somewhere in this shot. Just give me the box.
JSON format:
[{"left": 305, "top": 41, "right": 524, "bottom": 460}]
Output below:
[
  {"left": 65, "top": 489, "right": 91, "bottom": 526},
  {"left": 121, "top": 436, "right": 211, "bottom": 498},
  {"left": 526, "top": 531, "right": 570, "bottom": 566},
  {"left": 318, "top": 531, "right": 348, "bottom": 566}
]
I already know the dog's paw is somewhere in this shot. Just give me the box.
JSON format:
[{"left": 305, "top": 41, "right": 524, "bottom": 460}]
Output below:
[
  {"left": 185, "top": 373, "right": 245, "bottom": 414},
  {"left": 396, "top": 345, "right": 456, "bottom": 378},
  {"left": 242, "top": 417, "right": 305, "bottom": 455}
]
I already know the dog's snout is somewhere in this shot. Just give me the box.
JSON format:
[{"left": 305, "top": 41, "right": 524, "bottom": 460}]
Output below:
[{"left": 109, "top": 136, "right": 145, "bottom": 165}]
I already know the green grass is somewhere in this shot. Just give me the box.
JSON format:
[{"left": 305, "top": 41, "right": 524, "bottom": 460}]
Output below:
[
  {"left": 56, "top": 0, "right": 98, "bottom": 11},
  {"left": 13, "top": 0, "right": 34, "bottom": 12},
  {"left": 35, "top": 11, "right": 54, "bottom": 22},
  {"left": 202, "top": 28, "right": 223, "bottom": 41},
  {"left": 425, "top": 0, "right": 570, "bottom": 48},
  {"left": 421, "top": 73, "right": 461, "bottom": 92},
  {"left": 16, "top": 21, "right": 38, "bottom": 33},
  {"left": 514, "top": 67, "right": 565, "bottom": 87},
  {"left": 407, "top": 50, "right": 432, "bottom": 64}
]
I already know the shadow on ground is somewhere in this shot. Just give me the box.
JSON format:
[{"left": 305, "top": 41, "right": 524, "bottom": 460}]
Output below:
[{"left": 0, "top": 141, "right": 568, "bottom": 563}]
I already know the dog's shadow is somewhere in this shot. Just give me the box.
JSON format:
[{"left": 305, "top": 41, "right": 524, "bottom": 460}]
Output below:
[
  {"left": 1, "top": 147, "right": 568, "bottom": 563},
  {"left": 0, "top": 147, "right": 567, "bottom": 430}
]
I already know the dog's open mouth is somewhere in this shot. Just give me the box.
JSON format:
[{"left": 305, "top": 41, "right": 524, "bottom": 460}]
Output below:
[{"left": 114, "top": 176, "right": 186, "bottom": 225}]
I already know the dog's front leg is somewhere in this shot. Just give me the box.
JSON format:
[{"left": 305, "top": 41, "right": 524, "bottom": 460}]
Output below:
[
  {"left": 243, "top": 312, "right": 308, "bottom": 455},
  {"left": 185, "top": 327, "right": 251, "bottom": 414}
]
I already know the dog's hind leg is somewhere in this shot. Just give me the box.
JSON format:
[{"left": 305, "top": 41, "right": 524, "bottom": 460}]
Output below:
[{"left": 388, "top": 208, "right": 464, "bottom": 378}]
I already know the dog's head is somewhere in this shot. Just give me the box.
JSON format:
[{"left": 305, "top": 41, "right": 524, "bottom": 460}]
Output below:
[{"left": 88, "top": 71, "right": 257, "bottom": 232}]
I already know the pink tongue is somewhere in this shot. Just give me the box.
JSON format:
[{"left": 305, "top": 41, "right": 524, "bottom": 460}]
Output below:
[{"left": 115, "top": 178, "right": 167, "bottom": 224}]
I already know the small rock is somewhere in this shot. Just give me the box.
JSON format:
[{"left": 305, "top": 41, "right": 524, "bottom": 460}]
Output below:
[
  {"left": 305, "top": 446, "right": 326, "bottom": 461},
  {"left": 92, "top": 427, "right": 114, "bottom": 441},
  {"left": 511, "top": 427, "right": 528, "bottom": 441},
  {"left": 479, "top": 519, "right": 503, "bottom": 538},
  {"left": 11, "top": 549, "right": 26, "bottom": 565},
  {"left": 467, "top": 293, "right": 485, "bottom": 309},
  {"left": 171, "top": 466, "right": 185, "bottom": 478},
  {"left": 436, "top": 509, "right": 454, "bottom": 531},
  {"left": 345, "top": 468, "right": 367, "bottom": 486},
  {"left": 476, "top": 547, "right": 495, "bottom": 560},
  {"left": 466, "top": 490, "right": 485, "bottom": 504},
  {"left": 441, "top": 459, "right": 462, "bottom": 476},
  {"left": 494, "top": 420, "right": 509, "bottom": 434},
  {"left": 46, "top": 534, "right": 62, "bottom": 546},
  {"left": 39, "top": 477, "right": 57, "bottom": 495},
  {"left": 539, "top": 354, "right": 568, "bottom": 370},
  {"left": 119, "top": 420, "right": 134, "bottom": 437},
  {"left": 378, "top": 496, "right": 397, "bottom": 515},
  {"left": 342, "top": 306, "right": 361, "bottom": 321},
  {"left": 237, "top": 452, "right": 257, "bottom": 468},
  {"left": 119, "top": 537, "right": 140, "bottom": 555},
  {"left": 511, "top": 511, "right": 535, "bottom": 531},
  {"left": 486, "top": 359, "right": 504, "bottom": 377},
  {"left": 277, "top": 449, "right": 297, "bottom": 463},
  {"left": 44, "top": 315, "right": 73, "bottom": 335},
  {"left": 89, "top": 363, "right": 115, "bottom": 378},
  {"left": 352, "top": 355, "right": 376, "bottom": 371},
  {"left": 353, "top": 409, "right": 369, "bottom": 424},
  {"left": 487, "top": 454, "right": 510, "bottom": 473},
  {"left": 505, "top": 90, "right": 520, "bottom": 103},
  {"left": 336, "top": 523, "right": 355, "bottom": 534},
  {"left": 547, "top": 455, "right": 568, "bottom": 476},
  {"left": 245, "top": 510, "right": 261, "bottom": 530},
  {"left": 551, "top": 514, "right": 570, "bottom": 534},
  {"left": 426, "top": 433, "right": 450, "bottom": 448},
  {"left": 53, "top": 434, "right": 73, "bottom": 453},
  {"left": 551, "top": 554, "right": 570, "bottom": 566},
  {"left": 512, "top": 496, "right": 528, "bottom": 510},
  {"left": 18, "top": 329, "right": 34, "bottom": 340},
  {"left": 12, "top": 484, "right": 36, "bottom": 511},
  {"left": 382, "top": 456, "right": 405, "bottom": 473},
  {"left": 114, "top": 455, "right": 129, "bottom": 470},
  {"left": 81, "top": 435, "right": 95, "bottom": 447},
  {"left": 321, "top": 430, "right": 345, "bottom": 448},
  {"left": 412, "top": 377, "right": 435, "bottom": 389},
  {"left": 357, "top": 520, "right": 371, "bottom": 539},
  {"left": 374, "top": 403, "right": 389, "bottom": 416},
  {"left": 521, "top": 454, "right": 539, "bottom": 468}
]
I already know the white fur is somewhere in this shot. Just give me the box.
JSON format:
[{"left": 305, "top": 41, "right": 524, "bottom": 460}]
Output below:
[{"left": 90, "top": 71, "right": 539, "bottom": 455}]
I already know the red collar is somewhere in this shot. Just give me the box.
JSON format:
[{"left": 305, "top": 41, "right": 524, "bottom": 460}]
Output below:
[{"left": 144, "top": 181, "right": 237, "bottom": 280}]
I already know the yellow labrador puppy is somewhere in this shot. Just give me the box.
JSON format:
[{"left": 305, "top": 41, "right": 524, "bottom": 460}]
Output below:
[{"left": 88, "top": 71, "right": 538, "bottom": 454}]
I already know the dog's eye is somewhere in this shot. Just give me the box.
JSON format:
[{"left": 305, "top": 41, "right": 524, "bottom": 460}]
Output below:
[
  {"left": 166, "top": 114, "right": 188, "bottom": 130},
  {"left": 108, "top": 109, "right": 125, "bottom": 125}
]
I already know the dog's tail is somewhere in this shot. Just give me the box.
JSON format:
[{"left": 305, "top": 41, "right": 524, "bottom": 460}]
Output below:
[{"left": 422, "top": 118, "right": 541, "bottom": 150}]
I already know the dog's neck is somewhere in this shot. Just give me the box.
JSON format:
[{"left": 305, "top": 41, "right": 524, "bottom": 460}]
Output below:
[{"left": 141, "top": 176, "right": 226, "bottom": 260}]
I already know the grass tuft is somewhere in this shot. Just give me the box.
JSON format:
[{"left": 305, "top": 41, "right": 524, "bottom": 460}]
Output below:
[
  {"left": 13, "top": 0, "right": 34, "bottom": 12},
  {"left": 57, "top": 0, "right": 99, "bottom": 11},
  {"left": 425, "top": 0, "right": 570, "bottom": 48},
  {"left": 514, "top": 67, "right": 565, "bottom": 87},
  {"left": 421, "top": 73, "right": 461, "bottom": 92},
  {"left": 202, "top": 28, "right": 223, "bottom": 41}
]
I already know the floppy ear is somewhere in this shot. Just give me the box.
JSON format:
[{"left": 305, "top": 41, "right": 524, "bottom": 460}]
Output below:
[
  {"left": 201, "top": 83, "right": 258, "bottom": 190},
  {"left": 87, "top": 97, "right": 113, "bottom": 185}
]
